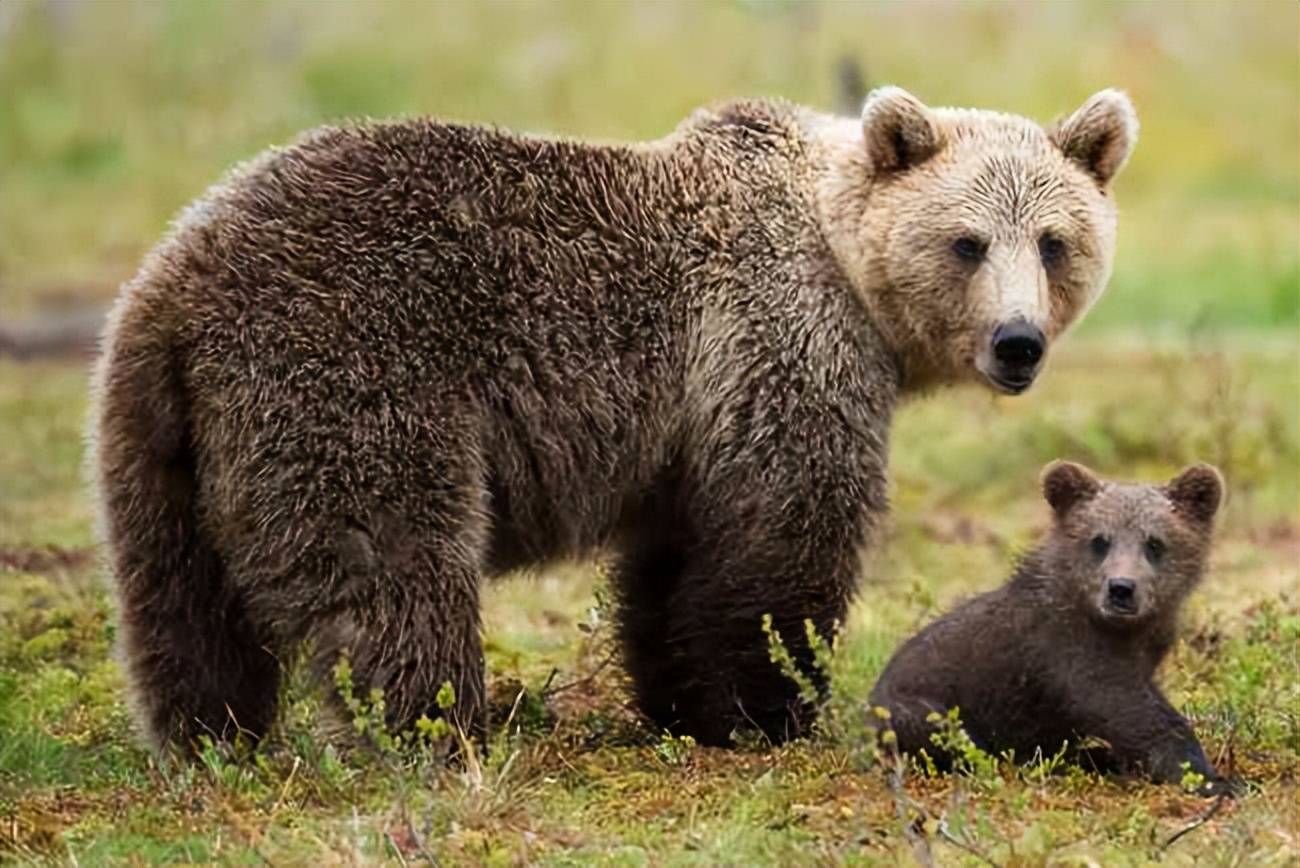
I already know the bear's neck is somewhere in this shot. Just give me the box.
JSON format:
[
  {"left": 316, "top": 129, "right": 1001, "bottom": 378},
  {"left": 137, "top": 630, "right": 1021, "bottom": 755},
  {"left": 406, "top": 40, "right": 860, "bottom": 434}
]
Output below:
[{"left": 806, "top": 117, "right": 936, "bottom": 396}]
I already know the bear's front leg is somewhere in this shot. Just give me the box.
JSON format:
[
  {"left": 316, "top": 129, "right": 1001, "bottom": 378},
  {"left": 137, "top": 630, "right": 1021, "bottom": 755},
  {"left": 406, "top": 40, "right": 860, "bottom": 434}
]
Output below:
[
  {"left": 1137, "top": 689, "right": 1241, "bottom": 796},
  {"left": 617, "top": 481, "right": 872, "bottom": 746},
  {"left": 619, "top": 351, "right": 889, "bottom": 745},
  {"left": 652, "top": 551, "right": 857, "bottom": 746},
  {"left": 1066, "top": 681, "right": 1226, "bottom": 792}
]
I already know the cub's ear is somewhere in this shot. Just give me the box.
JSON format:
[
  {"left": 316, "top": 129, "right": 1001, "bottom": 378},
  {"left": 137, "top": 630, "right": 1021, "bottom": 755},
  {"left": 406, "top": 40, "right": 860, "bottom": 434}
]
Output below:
[
  {"left": 861, "top": 86, "right": 943, "bottom": 174},
  {"left": 1049, "top": 88, "right": 1138, "bottom": 187},
  {"left": 1041, "top": 460, "right": 1102, "bottom": 517},
  {"left": 1165, "top": 464, "right": 1225, "bottom": 525}
]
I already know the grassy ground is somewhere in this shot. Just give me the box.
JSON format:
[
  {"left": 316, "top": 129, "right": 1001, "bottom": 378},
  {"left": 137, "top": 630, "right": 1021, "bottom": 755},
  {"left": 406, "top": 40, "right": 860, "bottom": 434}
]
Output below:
[
  {"left": 1, "top": 1, "right": 1298, "bottom": 865},
  {"left": 2, "top": 337, "right": 1297, "bottom": 866}
]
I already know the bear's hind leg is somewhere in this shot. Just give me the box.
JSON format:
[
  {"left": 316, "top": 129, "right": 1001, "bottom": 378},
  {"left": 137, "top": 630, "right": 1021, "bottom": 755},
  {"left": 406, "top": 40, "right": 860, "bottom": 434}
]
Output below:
[
  {"left": 310, "top": 527, "right": 487, "bottom": 744},
  {"left": 117, "top": 554, "right": 281, "bottom": 751}
]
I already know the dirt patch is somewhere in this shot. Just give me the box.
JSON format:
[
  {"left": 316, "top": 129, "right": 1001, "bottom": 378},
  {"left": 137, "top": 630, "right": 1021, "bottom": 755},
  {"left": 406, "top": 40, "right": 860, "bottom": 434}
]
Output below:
[
  {"left": 0, "top": 308, "right": 106, "bottom": 360},
  {"left": 0, "top": 545, "right": 96, "bottom": 573},
  {"left": 1249, "top": 519, "right": 1300, "bottom": 560},
  {"left": 917, "top": 513, "right": 1005, "bottom": 548}
]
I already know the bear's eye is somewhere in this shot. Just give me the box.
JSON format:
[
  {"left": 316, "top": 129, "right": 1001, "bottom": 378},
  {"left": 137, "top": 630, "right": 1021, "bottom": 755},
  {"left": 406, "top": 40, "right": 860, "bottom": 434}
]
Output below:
[
  {"left": 952, "top": 236, "right": 988, "bottom": 264},
  {"left": 1038, "top": 233, "right": 1067, "bottom": 268},
  {"left": 1089, "top": 534, "right": 1110, "bottom": 558},
  {"left": 1145, "top": 536, "right": 1166, "bottom": 563}
]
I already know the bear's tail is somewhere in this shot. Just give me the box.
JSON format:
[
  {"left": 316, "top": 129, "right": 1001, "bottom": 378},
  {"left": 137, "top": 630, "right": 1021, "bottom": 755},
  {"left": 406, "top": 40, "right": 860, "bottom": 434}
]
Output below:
[{"left": 90, "top": 290, "right": 279, "bottom": 751}]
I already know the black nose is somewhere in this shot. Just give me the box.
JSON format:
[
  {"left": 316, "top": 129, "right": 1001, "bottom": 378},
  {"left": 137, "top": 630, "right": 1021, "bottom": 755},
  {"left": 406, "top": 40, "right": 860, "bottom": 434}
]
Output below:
[
  {"left": 1106, "top": 578, "right": 1137, "bottom": 610},
  {"left": 992, "top": 320, "right": 1046, "bottom": 369}
]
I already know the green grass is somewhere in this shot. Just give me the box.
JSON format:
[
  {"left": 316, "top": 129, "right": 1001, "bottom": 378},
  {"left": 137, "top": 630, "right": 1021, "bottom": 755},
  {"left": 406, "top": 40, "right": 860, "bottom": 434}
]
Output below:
[
  {"left": 2, "top": 340, "right": 1297, "bottom": 865},
  {"left": 1, "top": 1, "right": 1298, "bottom": 863}
]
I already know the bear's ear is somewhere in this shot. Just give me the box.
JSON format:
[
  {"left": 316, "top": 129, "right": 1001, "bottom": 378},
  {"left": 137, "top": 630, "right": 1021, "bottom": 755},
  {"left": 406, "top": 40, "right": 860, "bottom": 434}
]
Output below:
[
  {"left": 861, "top": 86, "right": 943, "bottom": 174},
  {"left": 1165, "top": 464, "right": 1225, "bottom": 526},
  {"left": 1041, "top": 460, "right": 1102, "bottom": 517},
  {"left": 1049, "top": 89, "right": 1138, "bottom": 187}
]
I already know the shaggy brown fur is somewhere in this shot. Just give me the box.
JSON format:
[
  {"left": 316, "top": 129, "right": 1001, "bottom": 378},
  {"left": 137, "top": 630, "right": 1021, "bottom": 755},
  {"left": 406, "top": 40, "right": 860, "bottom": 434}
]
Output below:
[
  {"left": 869, "top": 462, "right": 1231, "bottom": 792},
  {"left": 90, "top": 87, "right": 1136, "bottom": 752}
]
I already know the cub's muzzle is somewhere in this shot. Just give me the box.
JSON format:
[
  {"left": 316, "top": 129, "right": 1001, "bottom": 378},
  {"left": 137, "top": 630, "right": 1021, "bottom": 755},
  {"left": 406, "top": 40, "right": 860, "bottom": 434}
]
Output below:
[{"left": 1104, "top": 577, "right": 1139, "bottom": 616}]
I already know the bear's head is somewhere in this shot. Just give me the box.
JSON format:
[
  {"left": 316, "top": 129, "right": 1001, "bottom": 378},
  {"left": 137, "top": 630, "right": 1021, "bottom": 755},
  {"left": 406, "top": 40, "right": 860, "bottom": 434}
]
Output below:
[
  {"left": 1038, "top": 460, "right": 1223, "bottom": 632},
  {"left": 818, "top": 87, "right": 1137, "bottom": 394}
]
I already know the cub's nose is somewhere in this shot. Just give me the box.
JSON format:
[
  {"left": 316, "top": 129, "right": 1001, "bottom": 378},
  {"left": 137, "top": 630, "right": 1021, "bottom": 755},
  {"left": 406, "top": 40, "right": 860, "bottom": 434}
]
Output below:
[
  {"left": 992, "top": 320, "right": 1046, "bottom": 369},
  {"left": 1106, "top": 577, "right": 1137, "bottom": 612}
]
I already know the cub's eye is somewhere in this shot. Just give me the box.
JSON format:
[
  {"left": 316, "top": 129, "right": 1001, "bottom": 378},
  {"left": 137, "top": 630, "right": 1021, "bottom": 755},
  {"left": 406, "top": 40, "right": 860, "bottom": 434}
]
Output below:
[
  {"left": 952, "top": 236, "right": 988, "bottom": 263},
  {"left": 1089, "top": 535, "right": 1110, "bottom": 558},
  {"left": 1038, "top": 233, "right": 1067, "bottom": 268},
  {"left": 1145, "top": 536, "right": 1166, "bottom": 563}
]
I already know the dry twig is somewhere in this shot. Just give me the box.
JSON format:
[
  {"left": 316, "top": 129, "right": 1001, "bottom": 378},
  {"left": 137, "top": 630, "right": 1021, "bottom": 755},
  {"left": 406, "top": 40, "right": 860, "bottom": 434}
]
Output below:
[{"left": 1162, "top": 793, "right": 1229, "bottom": 850}]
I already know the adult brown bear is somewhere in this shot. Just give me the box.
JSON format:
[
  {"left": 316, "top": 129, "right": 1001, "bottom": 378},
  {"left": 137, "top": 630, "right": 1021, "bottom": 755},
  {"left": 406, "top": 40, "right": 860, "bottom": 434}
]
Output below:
[{"left": 90, "top": 87, "right": 1137, "bottom": 752}]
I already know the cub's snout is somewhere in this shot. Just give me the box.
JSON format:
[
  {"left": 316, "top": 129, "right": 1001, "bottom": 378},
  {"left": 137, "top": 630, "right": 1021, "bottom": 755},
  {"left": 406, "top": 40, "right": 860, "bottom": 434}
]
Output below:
[{"left": 1104, "top": 577, "right": 1139, "bottom": 616}]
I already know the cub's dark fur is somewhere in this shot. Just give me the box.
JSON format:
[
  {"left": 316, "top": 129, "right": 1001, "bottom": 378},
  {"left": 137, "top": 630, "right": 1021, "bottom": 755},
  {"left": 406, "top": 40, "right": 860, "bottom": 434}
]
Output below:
[{"left": 869, "top": 462, "right": 1229, "bottom": 790}]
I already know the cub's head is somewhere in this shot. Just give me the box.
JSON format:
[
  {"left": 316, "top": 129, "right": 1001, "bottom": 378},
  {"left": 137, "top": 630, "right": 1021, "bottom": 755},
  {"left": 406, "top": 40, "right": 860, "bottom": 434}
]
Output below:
[
  {"left": 820, "top": 87, "right": 1137, "bottom": 394},
  {"left": 1039, "top": 461, "right": 1223, "bottom": 632}
]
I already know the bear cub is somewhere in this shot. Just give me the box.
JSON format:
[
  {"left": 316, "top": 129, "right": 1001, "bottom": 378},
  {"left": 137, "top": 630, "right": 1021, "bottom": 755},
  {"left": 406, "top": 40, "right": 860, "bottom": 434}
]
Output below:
[{"left": 869, "top": 461, "right": 1233, "bottom": 793}]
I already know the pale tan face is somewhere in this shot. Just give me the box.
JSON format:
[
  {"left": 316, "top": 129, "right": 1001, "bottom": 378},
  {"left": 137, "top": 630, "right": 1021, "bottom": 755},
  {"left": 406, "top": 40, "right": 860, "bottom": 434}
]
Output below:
[
  {"left": 826, "top": 87, "right": 1137, "bottom": 394},
  {"left": 868, "top": 126, "right": 1116, "bottom": 392}
]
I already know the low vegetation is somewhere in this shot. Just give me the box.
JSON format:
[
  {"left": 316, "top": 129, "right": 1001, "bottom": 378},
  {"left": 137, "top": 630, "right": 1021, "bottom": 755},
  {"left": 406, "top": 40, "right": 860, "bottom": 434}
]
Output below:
[{"left": 2, "top": 338, "right": 1296, "bottom": 865}]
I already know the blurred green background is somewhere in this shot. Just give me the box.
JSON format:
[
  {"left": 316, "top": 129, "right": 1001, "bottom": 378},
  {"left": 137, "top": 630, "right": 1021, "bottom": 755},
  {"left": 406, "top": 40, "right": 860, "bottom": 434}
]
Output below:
[
  {"left": 2, "top": 4, "right": 1298, "bottom": 862},
  {"left": 1, "top": 0, "right": 1297, "bottom": 334}
]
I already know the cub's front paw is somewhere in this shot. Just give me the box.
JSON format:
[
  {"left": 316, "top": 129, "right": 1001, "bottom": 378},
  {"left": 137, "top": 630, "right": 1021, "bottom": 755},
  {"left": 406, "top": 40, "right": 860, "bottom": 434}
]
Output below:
[{"left": 1198, "top": 775, "right": 1246, "bottom": 799}]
